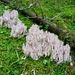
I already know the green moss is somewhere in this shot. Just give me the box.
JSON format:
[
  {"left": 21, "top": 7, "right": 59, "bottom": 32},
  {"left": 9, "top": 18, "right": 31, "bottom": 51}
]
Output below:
[{"left": 0, "top": 0, "right": 75, "bottom": 75}]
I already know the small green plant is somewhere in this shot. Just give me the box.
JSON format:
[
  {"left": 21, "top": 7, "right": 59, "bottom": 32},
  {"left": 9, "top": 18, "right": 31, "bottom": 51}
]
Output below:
[
  {"left": 45, "top": 24, "right": 49, "bottom": 30},
  {"left": 43, "top": 59, "right": 48, "bottom": 66}
]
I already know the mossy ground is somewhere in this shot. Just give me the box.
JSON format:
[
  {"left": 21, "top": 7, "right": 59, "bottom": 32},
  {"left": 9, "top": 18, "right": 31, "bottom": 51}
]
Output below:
[{"left": 0, "top": 0, "right": 75, "bottom": 75}]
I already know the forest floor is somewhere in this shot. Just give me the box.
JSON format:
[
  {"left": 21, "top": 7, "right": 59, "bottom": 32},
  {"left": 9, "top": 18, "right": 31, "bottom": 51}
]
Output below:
[{"left": 0, "top": 0, "right": 75, "bottom": 75}]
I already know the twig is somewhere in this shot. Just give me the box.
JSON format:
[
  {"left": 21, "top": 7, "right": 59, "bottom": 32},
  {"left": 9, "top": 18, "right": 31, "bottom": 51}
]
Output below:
[
  {"left": 51, "top": 13, "right": 61, "bottom": 20},
  {"left": 31, "top": 7, "right": 38, "bottom": 16},
  {"left": 28, "top": 2, "right": 38, "bottom": 16},
  {"left": 28, "top": 2, "right": 36, "bottom": 8},
  {"left": 37, "top": 0, "right": 45, "bottom": 19}
]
